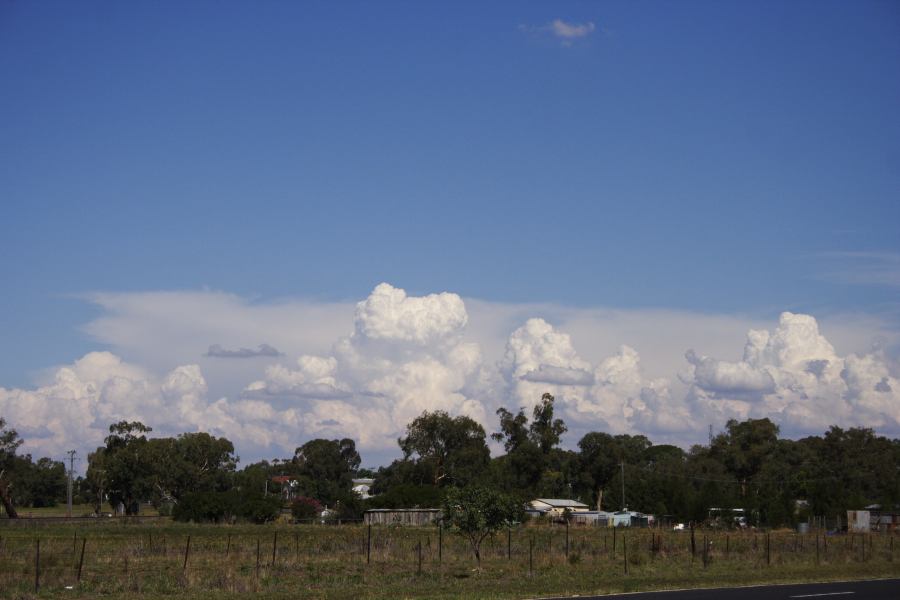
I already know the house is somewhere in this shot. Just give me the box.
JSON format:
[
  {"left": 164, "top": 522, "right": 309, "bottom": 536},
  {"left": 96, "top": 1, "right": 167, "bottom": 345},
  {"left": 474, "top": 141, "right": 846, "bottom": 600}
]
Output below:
[
  {"left": 529, "top": 498, "right": 591, "bottom": 518},
  {"left": 270, "top": 475, "right": 299, "bottom": 502},
  {"left": 352, "top": 478, "right": 375, "bottom": 499}
]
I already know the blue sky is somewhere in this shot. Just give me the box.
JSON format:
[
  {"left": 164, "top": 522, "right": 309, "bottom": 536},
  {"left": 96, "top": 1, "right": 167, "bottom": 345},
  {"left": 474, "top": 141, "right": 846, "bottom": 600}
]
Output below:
[{"left": 1, "top": 1, "right": 899, "bottom": 465}]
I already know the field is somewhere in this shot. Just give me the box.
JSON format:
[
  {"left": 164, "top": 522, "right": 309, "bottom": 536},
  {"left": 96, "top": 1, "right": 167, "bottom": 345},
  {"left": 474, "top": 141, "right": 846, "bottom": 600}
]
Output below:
[{"left": 0, "top": 519, "right": 898, "bottom": 599}]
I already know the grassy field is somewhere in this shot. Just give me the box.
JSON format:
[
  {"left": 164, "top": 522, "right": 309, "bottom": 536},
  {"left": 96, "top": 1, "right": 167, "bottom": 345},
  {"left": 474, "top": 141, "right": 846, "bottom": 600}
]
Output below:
[{"left": 0, "top": 520, "right": 897, "bottom": 599}]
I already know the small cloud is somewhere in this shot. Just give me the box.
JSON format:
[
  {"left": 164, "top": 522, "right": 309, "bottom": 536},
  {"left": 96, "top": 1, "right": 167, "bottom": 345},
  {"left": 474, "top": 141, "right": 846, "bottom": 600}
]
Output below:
[
  {"left": 550, "top": 19, "right": 595, "bottom": 40},
  {"left": 812, "top": 251, "right": 900, "bottom": 288},
  {"left": 205, "top": 343, "right": 283, "bottom": 358},
  {"left": 520, "top": 365, "right": 595, "bottom": 386},
  {"left": 520, "top": 19, "right": 597, "bottom": 46}
]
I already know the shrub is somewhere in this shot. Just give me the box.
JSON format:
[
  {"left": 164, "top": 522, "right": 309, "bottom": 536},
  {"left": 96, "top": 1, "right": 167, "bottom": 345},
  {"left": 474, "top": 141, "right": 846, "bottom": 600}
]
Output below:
[{"left": 291, "top": 496, "right": 323, "bottom": 520}]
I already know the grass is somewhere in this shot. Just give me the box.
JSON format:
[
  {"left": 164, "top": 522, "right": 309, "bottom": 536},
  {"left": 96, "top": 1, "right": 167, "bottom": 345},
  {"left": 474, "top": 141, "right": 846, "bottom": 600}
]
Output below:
[
  {"left": 0, "top": 520, "right": 897, "bottom": 599},
  {"left": 9, "top": 504, "right": 160, "bottom": 518}
]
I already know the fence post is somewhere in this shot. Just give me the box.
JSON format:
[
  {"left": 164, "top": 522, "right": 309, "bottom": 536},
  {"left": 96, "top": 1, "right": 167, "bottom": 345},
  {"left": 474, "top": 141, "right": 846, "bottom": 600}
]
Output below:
[
  {"left": 507, "top": 527, "right": 511, "bottom": 560},
  {"left": 367, "top": 524, "right": 372, "bottom": 564},
  {"left": 34, "top": 539, "right": 40, "bottom": 594},
  {"left": 417, "top": 540, "right": 422, "bottom": 575},
  {"left": 438, "top": 524, "right": 442, "bottom": 564},
  {"left": 272, "top": 532, "right": 277, "bottom": 567},
  {"left": 226, "top": 533, "right": 231, "bottom": 557},
  {"left": 690, "top": 524, "right": 696, "bottom": 556},
  {"left": 529, "top": 537, "right": 534, "bottom": 576},
  {"left": 565, "top": 520, "right": 569, "bottom": 558},
  {"left": 726, "top": 534, "right": 729, "bottom": 559},
  {"left": 183, "top": 535, "right": 191, "bottom": 573},
  {"left": 613, "top": 526, "right": 617, "bottom": 559},
  {"left": 256, "top": 538, "right": 261, "bottom": 581},
  {"left": 816, "top": 533, "right": 819, "bottom": 565},
  {"left": 623, "top": 530, "right": 628, "bottom": 575},
  {"left": 77, "top": 538, "right": 86, "bottom": 583},
  {"left": 766, "top": 533, "right": 771, "bottom": 566}
]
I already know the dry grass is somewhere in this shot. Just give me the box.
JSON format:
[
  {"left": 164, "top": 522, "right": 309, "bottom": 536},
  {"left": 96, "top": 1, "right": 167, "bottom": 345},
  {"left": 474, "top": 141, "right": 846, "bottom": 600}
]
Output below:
[{"left": 0, "top": 521, "right": 897, "bottom": 599}]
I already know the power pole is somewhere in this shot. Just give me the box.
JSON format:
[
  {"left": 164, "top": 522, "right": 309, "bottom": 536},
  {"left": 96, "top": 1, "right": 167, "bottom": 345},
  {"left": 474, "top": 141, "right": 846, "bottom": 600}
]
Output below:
[
  {"left": 620, "top": 461, "right": 626, "bottom": 510},
  {"left": 66, "top": 450, "right": 77, "bottom": 518}
]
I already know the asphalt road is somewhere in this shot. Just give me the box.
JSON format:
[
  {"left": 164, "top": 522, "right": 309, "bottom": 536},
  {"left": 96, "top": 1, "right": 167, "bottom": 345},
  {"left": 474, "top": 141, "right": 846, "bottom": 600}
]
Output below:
[{"left": 539, "top": 578, "right": 900, "bottom": 600}]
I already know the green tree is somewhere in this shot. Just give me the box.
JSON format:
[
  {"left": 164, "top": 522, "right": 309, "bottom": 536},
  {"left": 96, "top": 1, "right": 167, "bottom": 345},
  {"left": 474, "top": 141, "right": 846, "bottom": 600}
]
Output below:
[
  {"left": 292, "top": 438, "right": 360, "bottom": 506},
  {"left": 398, "top": 411, "right": 490, "bottom": 487},
  {"left": 442, "top": 485, "right": 522, "bottom": 566},
  {"left": 0, "top": 417, "right": 23, "bottom": 518}
]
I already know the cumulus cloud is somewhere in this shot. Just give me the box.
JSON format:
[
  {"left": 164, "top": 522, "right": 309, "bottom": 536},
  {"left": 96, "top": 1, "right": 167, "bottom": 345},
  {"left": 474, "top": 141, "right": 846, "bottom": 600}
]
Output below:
[
  {"left": 206, "top": 343, "right": 283, "bottom": 358},
  {"left": 685, "top": 312, "right": 900, "bottom": 435},
  {"left": 0, "top": 352, "right": 210, "bottom": 460},
  {"left": 3, "top": 285, "right": 899, "bottom": 468}
]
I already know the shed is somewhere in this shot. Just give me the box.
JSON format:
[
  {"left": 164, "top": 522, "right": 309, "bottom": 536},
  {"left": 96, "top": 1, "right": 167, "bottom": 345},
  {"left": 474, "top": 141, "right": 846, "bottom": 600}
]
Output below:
[
  {"left": 529, "top": 499, "right": 590, "bottom": 518},
  {"left": 364, "top": 508, "right": 442, "bottom": 526}
]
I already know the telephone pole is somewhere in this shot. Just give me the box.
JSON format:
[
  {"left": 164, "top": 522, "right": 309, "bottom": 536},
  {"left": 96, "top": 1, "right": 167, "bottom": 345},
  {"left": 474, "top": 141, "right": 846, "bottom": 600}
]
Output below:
[
  {"left": 620, "top": 461, "right": 626, "bottom": 510},
  {"left": 66, "top": 450, "right": 77, "bottom": 518}
]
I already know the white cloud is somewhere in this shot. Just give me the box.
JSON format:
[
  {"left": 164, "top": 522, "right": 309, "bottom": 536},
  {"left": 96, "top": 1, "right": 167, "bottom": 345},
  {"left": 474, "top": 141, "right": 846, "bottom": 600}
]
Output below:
[
  {"left": 684, "top": 312, "right": 900, "bottom": 436},
  {"left": 550, "top": 19, "right": 596, "bottom": 40},
  {"left": 520, "top": 19, "right": 597, "bottom": 46},
  {"left": 3, "top": 286, "right": 898, "bottom": 468}
]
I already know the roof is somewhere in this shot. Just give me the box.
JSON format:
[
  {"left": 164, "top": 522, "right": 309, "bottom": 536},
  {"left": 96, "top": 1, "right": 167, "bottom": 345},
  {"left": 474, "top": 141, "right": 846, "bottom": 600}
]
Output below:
[{"left": 533, "top": 498, "right": 590, "bottom": 508}]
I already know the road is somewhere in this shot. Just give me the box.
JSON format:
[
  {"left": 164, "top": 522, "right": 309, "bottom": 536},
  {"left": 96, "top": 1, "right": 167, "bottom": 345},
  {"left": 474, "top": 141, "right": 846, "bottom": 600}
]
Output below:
[{"left": 538, "top": 578, "right": 900, "bottom": 600}]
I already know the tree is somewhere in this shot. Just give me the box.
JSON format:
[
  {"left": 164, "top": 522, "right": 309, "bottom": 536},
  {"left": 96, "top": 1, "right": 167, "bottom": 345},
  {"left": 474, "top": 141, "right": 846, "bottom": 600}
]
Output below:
[
  {"left": 0, "top": 417, "right": 23, "bottom": 518},
  {"left": 86, "top": 421, "right": 155, "bottom": 514},
  {"left": 398, "top": 411, "right": 490, "bottom": 487},
  {"left": 442, "top": 485, "right": 522, "bottom": 567},
  {"left": 293, "top": 438, "right": 360, "bottom": 506},
  {"left": 530, "top": 393, "right": 567, "bottom": 454}
]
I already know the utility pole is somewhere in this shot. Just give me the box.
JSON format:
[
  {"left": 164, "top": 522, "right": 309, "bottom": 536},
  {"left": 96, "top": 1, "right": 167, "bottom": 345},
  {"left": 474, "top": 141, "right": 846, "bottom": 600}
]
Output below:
[
  {"left": 65, "top": 450, "right": 77, "bottom": 518},
  {"left": 620, "top": 461, "right": 626, "bottom": 510}
]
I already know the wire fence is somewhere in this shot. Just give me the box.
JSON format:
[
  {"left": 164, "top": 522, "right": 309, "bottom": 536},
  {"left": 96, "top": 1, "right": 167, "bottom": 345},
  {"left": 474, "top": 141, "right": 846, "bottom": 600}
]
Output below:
[{"left": 0, "top": 523, "right": 897, "bottom": 596}]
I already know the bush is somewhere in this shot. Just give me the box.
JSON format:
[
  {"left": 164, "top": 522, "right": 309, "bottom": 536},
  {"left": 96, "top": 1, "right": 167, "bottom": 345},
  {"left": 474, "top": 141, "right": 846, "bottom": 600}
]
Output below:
[
  {"left": 173, "top": 490, "right": 282, "bottom": 523},
  {"left": 291, "top": 496, "right": 322, "bottom": 520},
  {"left": 173, "top": 491, "right": 229, "bottom": 523}
]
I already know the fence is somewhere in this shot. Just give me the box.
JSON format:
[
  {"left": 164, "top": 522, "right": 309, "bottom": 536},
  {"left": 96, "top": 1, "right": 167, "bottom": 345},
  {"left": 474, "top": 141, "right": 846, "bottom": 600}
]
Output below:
[{"left": 0, "top": 522, "right": 897, "bottom": 596}]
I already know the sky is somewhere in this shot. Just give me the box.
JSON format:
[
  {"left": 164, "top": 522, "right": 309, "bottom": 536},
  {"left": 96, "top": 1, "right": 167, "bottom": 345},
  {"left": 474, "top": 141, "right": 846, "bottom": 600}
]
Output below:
[{"left": 1, "top": 1, "right": 899, "bottom": 469}]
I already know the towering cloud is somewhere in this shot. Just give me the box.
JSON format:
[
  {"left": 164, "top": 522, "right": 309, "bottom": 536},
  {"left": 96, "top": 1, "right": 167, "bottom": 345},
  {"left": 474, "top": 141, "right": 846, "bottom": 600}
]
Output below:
[{"left": 1, "top": 287, "right": 897, "bottom": 465}]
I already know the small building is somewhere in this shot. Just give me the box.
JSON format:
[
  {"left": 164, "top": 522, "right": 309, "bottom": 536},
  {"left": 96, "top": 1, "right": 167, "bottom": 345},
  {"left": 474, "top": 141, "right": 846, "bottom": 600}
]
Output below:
[
  {"left": 529, "top": 499, "right": 591, "bottom": 518},
  {"left": 847, "top": 510, "right": 870, "bottom": 533},
  {"left": 570, "top": 511, "right": 612, "bottom": 526},
  {"left": 610, "top": 509, "right": 651, "bottom": 528},
  {"left": 364, "top": 508, "right": 442, "bottom": 526}
]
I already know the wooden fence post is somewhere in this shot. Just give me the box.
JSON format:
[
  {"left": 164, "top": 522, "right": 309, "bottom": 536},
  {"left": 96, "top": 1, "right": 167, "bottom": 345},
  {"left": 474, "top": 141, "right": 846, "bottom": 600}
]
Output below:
[
  {"left": 565, "top": 520, "right": 569, "bottom": 558},
  {"left": 226, "top": 533, "right": 231, "bottom": 556},
  {"left": 272, "top": 532, "right": 277, "bottom": 567},
  {"left": 507, "top": 527, "right": 511, "bottom": 560},
  {"left": 529, "top": 537, "right": 534, "bottom": 576},
  {"left": 438, "top": 524, "right": 442, "bottom": 564},
  {"left": 256, "top": 538, "right": 261, "bottom": 581},
  {"left": 367, "top": 525, "right": 372, "bottom": 564},
  {"left": 77, "top": 538, "right": 86, "bottom": 583},
  {"left": 183, "top": 535, "right": 191, "bottom": 573},
  {"left": 34, "top": 539, "right": 40, "bottom": 594},
  {"left": 623, "top": 530, "right": 628, "bottom": 575},
  {"left": 417, "top": 540, "right": 422, "bottom": 575},
  {"left": 766, "top": 533, "right": 771, "bottom": 566}
]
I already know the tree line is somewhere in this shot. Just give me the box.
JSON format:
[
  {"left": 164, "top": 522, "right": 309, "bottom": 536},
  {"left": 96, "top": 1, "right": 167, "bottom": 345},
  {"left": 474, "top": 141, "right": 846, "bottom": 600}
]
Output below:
[{"left": 2, "top": 394, "right": 898, "bottom": 526}]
